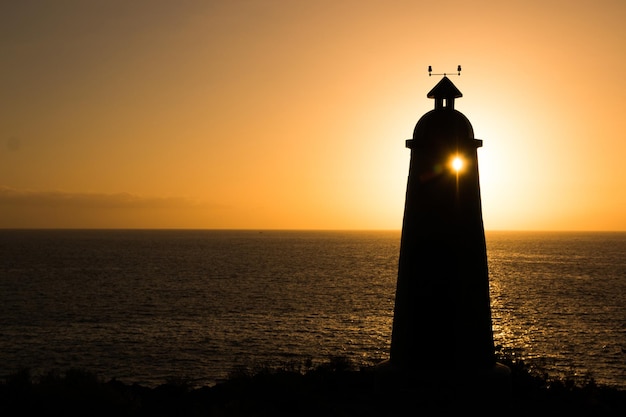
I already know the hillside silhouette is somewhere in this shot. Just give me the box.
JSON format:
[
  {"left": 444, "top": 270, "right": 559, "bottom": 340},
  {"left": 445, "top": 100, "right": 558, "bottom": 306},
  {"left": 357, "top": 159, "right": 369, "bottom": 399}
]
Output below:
[{"left": 2, "top": 354, "right": 625, "bottom": 416}]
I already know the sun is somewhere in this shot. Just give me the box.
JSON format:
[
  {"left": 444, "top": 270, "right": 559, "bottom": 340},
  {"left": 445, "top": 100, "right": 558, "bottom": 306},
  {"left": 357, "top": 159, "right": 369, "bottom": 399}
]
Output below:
[{"left": 451, "top": 155, "right": 464, "bottom": 172}]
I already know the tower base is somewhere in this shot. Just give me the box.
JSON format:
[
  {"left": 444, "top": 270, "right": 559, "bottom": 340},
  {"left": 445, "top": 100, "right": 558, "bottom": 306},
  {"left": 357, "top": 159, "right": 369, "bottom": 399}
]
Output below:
[{"left": 365, "top": 359, "right": 512, "bottom": 406}]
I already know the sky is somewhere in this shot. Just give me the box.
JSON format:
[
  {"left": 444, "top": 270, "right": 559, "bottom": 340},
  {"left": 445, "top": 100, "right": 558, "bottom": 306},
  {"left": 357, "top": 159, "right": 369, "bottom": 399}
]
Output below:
[{"left": 1, "top": 0, "right": 625, "bottom": 230}]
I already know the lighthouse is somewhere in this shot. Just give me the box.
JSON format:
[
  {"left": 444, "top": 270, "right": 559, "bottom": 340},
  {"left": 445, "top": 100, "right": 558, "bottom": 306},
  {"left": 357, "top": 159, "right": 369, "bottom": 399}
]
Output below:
[{"left": 388, "top": 74, "right": 503, "bottom": 375}]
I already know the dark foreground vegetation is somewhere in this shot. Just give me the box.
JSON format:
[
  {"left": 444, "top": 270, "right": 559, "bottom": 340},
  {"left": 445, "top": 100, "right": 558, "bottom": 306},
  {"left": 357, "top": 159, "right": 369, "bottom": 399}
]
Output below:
[{"left": 2, "top": 354, "right": 625, "bottom": 416}]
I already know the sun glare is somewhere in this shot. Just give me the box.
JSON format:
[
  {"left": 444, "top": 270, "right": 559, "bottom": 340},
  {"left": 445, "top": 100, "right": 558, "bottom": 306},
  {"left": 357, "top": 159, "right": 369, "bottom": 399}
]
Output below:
[{"left": 451, "top": 156, "right": 464, "bottom": 172}]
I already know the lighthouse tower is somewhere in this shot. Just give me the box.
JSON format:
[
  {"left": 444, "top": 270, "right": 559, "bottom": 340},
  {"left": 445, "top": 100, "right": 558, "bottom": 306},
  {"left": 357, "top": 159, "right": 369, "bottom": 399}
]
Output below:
[{"left": 388, "top": 74, "right": 498, "bottom": 373}]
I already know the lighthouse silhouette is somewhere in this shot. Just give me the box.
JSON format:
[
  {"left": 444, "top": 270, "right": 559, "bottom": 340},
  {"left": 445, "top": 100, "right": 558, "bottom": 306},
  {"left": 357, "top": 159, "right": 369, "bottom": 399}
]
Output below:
[{"left": 385, "top": 72, "right": 509, "bottom": 384}]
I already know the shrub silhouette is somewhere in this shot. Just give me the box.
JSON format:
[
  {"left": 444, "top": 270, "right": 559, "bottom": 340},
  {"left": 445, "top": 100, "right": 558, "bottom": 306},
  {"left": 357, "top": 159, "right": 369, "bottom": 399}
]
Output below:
[{"left": 1, "top": 353, "right": 624, "bottom": 416}]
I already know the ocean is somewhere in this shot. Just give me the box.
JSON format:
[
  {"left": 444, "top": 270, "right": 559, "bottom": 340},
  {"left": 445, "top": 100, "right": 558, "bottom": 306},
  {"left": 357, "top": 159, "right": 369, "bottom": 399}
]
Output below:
[{"left": 0, "top": 229, "right": 624, "bottom": 390}]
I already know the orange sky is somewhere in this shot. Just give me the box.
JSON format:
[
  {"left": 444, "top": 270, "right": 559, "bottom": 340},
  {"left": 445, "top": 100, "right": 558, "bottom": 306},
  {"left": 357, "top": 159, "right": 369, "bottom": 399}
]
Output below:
[{"left": 1, "top": 0, "right": 625, "bottom": 230}]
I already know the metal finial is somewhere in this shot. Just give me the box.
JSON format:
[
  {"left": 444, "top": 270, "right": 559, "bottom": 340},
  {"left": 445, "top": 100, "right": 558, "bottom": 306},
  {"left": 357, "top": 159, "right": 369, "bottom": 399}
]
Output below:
[{"left": 428, "top": 65, "right": 462, "bottom": 76}]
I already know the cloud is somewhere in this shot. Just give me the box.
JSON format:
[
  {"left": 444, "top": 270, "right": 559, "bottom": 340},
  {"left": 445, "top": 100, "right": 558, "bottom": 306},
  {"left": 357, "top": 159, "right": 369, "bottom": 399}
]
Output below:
[{"left": 0, "top": 186, "right": 210, "bottom": 209}]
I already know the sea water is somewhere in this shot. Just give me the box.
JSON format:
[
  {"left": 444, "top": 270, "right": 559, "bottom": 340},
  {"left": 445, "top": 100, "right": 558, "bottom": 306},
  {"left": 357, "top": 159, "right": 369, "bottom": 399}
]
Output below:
[{"left": 0, "top": 229, "right": 624, "bottom": 389}]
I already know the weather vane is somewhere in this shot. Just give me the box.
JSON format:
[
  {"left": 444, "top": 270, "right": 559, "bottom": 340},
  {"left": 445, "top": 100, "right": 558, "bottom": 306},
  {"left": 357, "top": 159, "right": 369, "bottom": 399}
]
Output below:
[{"left": 428, "top": 65, "right": 462, "bottom": 76}]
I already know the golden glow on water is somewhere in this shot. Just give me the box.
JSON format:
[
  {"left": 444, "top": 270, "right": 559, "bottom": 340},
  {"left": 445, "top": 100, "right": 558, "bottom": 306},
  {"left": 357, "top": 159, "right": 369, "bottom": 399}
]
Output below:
[{"left": 0, "top": 230, "right": 624, "bottom": 389}]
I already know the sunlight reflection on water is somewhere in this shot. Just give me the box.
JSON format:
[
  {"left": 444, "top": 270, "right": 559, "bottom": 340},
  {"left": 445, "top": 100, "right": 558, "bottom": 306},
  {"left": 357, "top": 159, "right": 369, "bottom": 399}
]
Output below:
[{"left": 0, "top": 230, "right": 624, "bottom": 389}]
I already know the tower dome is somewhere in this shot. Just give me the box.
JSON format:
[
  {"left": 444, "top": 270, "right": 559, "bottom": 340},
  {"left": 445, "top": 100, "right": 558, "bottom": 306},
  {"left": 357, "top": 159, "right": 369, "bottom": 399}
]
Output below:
[
  {"left": 408, "top": 76, "right": 476, "bottom": 148},
  {"left": 412, "top": 108, "right": 475, "bottom": 145}
]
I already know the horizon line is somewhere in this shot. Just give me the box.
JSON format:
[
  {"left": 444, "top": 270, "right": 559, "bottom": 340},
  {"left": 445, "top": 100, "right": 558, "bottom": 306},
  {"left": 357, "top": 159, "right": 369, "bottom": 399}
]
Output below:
[{"left": 1, "top": 227, "right": 625, "bottom": 233}]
